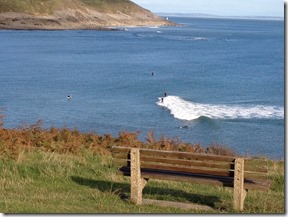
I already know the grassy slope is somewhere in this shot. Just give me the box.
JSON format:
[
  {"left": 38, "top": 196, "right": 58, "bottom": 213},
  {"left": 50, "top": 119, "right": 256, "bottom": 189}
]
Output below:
[
  {"left": 0, "top": 0, "right": 146, "bottom": 15},
  {"left": 0, "top": 0, "right": 58, "bottom": 14},
  {"left": 0, "top": 149, "right": 284, "bottom": 213},
  {"left": 0, "top": 118, "right": 284, "bottom": 213}
]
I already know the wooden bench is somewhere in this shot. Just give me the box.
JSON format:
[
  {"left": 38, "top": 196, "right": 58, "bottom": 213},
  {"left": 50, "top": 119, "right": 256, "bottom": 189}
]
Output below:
[{"left": 111, "top": 146, "right": 272, "bottom": 211}]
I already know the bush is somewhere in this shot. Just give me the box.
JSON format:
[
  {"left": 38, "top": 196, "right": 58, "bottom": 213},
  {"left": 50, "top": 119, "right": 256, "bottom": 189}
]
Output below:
[{"left": 0, "top": 119, "right": 238, "bottom": 160}]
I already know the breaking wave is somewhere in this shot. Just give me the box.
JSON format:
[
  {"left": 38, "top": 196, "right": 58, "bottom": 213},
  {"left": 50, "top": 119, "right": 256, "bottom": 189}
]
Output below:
[{"left": 156, "top": 96, "right": 284, "bottom": 121}]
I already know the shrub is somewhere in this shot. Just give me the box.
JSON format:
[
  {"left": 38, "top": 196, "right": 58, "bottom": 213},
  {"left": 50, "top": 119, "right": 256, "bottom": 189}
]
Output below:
[{"left": 0, "top": 119, "right": 239, "bottom": 159}]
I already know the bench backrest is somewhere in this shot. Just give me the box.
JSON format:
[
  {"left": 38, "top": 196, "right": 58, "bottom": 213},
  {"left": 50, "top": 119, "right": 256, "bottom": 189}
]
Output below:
[
  {"left": 112, "top": 146, "right": 269, "bottom": 183},
  {"left": 112, "top": 146, "right": 235, "bottom": 176}
]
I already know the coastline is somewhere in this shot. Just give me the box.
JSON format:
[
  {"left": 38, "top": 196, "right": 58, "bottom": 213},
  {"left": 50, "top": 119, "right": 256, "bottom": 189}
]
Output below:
[{"left": 0, "top": 11, "right": 177, "bottom": 30}]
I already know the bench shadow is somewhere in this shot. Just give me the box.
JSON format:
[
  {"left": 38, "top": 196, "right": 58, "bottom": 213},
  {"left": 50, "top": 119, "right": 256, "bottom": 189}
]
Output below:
[{"left": 71, "top": 176, "right": 222, "bottom": 208}]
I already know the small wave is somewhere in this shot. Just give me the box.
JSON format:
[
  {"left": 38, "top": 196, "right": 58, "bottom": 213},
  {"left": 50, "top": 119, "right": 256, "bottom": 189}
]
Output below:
[
  {"left": 192, "top": 37, "right": 207, "bottom": 40},
  {"left": 156, "top": 96, "right": 284, "bottom": 121},
  {"left": 166, "top": 36, "right": 208, "bottom": 41}
]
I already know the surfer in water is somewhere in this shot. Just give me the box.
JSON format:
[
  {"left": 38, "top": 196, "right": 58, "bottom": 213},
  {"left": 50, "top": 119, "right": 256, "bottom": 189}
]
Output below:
[
  {"left": 164, "top": 92, "right": 167, "bottom": 97},
  {"left": 180, "top": 125, "right": 189, "bottom": 129},
  {"left": 161, "top": 97, "right": 164, "bottom": 103}
]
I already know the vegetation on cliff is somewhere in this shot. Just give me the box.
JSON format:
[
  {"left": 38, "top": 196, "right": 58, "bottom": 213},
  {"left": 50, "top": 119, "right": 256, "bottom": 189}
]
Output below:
[
  {"left": 0, "top": 119, "right": 238, "bottom": 160},
  {"left": 0, "top": 0, "right": 174, "bottom": 29},
  {"left": 0, "top": 0, "right": 146, "bottom": 15}
]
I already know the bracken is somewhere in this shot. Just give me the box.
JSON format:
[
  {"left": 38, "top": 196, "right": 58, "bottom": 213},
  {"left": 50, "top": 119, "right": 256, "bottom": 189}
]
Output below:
[{"left": 0, "top": 119, "right": 237, "bottom": 160}]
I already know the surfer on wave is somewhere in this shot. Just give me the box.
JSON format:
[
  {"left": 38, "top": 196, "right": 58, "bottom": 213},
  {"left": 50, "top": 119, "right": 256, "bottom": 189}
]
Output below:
[{"left": 159, "top": 92, "right": 167, "bottom": 103}]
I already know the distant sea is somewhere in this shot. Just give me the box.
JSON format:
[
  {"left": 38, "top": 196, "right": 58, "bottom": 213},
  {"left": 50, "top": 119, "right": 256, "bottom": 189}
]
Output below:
[{"left": 0, "top": 17, "right": 284, "bottom": 159}]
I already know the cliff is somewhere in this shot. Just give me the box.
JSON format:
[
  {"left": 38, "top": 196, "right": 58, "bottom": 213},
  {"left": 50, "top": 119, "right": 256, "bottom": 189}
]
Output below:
[{"left": 0, "top": 0, "right": 175, "bottom": 30}]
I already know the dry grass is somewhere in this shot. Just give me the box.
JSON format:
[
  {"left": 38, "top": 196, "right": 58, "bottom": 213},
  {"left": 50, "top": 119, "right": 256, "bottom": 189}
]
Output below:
[{"left": 0, "top": 119, "right": 238, "bottom": 162}]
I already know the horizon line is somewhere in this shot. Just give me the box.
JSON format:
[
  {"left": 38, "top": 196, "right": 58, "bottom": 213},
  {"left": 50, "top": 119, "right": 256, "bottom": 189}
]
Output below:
[{"left": 155, "top": 12, "right": 284, "bottom": 20}]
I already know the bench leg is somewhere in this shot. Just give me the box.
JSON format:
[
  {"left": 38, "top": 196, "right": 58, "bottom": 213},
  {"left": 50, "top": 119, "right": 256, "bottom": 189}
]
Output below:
[
  {"left": 233, "top": 158, "right": 247, "bottom": 211},
  {"left": 130, "top": 148, "right": 147, "bottom": 205}
]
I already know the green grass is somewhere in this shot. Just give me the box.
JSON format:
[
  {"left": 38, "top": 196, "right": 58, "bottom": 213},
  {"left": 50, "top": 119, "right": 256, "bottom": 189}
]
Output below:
[{"left": 0, "top": 149, "right": 284, "bottom": 213}]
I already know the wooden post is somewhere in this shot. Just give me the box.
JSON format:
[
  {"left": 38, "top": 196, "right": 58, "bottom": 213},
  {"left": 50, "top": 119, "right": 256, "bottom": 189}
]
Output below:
[
  {"left": 233, "top": 158, "right": 247, "bottom": 211},
  {"left": 130, "top": 148, "right": 147, "bottom": 205}
]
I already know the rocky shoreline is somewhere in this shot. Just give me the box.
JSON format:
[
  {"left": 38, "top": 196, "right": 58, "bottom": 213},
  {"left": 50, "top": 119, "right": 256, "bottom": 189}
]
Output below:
[{"left": 0, "top": 10, "right": 176, "bottom": 30}]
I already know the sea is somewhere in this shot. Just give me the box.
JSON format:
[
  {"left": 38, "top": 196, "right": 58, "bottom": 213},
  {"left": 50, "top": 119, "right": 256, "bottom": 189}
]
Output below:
[{"left": 0, "top": 17, "right": 284, "bottom": 159}]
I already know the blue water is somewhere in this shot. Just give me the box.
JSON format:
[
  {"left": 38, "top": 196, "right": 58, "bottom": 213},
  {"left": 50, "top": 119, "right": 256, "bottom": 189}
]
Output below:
[{"left": 0, "top": 17, "right": 284, "bottom": 159}]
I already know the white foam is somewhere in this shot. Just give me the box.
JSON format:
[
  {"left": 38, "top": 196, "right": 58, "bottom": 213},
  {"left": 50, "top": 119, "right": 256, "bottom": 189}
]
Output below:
[
  {"left": 192, "top": 37, "right": 207, "bottom": 40},
  {"left": 156, "top": 96, "right": 284, "bottom": 121}
]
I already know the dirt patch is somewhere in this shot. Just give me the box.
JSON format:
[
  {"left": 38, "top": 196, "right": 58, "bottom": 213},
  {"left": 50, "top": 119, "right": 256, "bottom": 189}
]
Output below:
[{"left": 142, "top": 199, "right": 215, "bottom": 212}]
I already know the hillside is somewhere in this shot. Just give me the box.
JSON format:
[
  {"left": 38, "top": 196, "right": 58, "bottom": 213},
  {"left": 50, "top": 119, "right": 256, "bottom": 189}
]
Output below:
[
  {"left": 0, "top": 0, "right": 175, "bottom": 30},
  {"left": 0, "top": 120, "right": 284, "bottom": 213}
]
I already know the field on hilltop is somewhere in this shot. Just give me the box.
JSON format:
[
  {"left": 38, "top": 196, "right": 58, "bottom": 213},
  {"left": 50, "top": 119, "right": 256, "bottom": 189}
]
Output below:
[
  {"left": 0, "top": 0, "right": 144, "bottom": 15},
  {"left": 0, "top": 0, "right": 174, "bottom": 29}
]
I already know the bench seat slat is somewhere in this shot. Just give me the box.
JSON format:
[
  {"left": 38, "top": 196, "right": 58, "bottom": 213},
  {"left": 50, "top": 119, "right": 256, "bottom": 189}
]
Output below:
[
  {"left": 243, "top": 179, "right": 272, "bottom": 191},
  {"left": 140, "top": 149, "right": 235, "bottom": 162},
  {"left": 111, "top": 146, "right": 235, "bottom": 162},
  {"left": 140, "top": 156, "right": 233, "bottom": 170},
  {"left": 141, "top": 161, "right": 232, "bottom": 177}
]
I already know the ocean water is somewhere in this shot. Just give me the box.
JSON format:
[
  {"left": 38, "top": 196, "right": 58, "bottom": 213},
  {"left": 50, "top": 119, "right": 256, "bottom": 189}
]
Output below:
[{"left": 0, "top": 17, "right": 284, "bottom": 159}]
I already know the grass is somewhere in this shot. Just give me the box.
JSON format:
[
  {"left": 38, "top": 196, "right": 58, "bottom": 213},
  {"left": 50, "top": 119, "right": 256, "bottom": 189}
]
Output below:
[
  {"left": 0, "top": 0, "right": 141, "bottom": 15},
  {"left": 0, "top": 0, "right": 56, "bottom": 14},
  {"left": 0, "top": 118, "right": 285, "bottom": 213},
  {"left": 0, "top": 149, "right": 284, "bottom": 213}
]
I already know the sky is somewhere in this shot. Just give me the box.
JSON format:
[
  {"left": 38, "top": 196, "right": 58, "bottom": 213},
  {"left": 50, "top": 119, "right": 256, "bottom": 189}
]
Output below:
[{"left": 131, "top": 0, "right": 284, "bottom": 17}]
